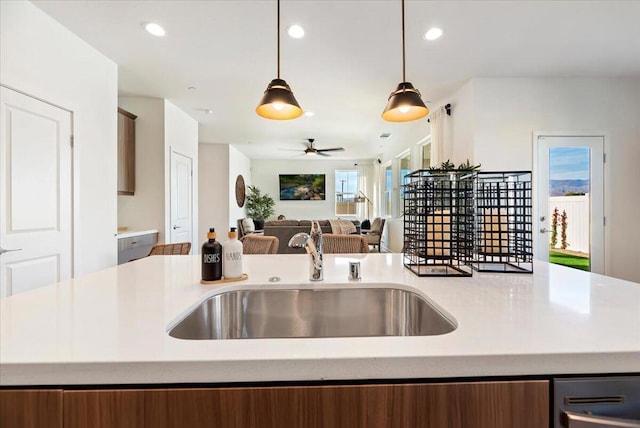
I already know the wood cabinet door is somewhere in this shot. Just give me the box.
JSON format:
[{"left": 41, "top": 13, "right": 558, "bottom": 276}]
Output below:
[
  {"left": 117, "top": 108, "right": 136, "bottom": 195},
  {"left": 152, "top": 381, "right": 548, "bottom": 428},
  {"left": 62, "top": 380, "right": 548, "bottom": 428},
  {"left": 63, "top": 390, "right": 144, "bottom": 428},
  {"left": 0, "top": 389, "right": 63, "bottom": 428}
]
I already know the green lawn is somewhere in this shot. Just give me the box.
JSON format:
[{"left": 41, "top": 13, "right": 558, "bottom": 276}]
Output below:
[{"left": 549, "top": 250, "right": 590, "bottom": 272}]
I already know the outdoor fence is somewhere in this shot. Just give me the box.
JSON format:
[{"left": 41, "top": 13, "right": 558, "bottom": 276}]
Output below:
[{"left": 549, "top": 194, "right": 590, "bottom": 253}]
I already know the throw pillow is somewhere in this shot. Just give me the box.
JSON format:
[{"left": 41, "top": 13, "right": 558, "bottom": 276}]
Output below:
[
  {"left": 242, "top": 218, "right": 255, "bottom": 233},
  {"left": 370, "top": 218, "right": 382, "bottom": 233}
]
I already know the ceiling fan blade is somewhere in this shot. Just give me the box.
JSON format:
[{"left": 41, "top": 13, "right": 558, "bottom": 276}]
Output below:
[
  {"left": 316, "top": 152, "right": 330, "bottom": 157},
  {"left": 316, "top": 147, "right": 344, "bottom": 152}
]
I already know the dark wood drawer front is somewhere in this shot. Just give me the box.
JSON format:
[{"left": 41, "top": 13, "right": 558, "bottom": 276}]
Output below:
[{"left": 61, "top": 380, "right": 549, "bottom": 428}]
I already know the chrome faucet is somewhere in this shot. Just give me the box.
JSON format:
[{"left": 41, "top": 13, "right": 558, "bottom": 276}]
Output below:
[{"left": 288, "top": 220, "right": 323, "bottom": 281}]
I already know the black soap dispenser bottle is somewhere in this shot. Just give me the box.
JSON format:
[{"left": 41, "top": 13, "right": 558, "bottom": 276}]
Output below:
[{"left": 202, "top": 227, "right": 223, "bottom": 281}]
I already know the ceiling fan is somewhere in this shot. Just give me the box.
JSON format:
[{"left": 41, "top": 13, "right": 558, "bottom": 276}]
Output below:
[{"left": 296, "top": 138, "right": 345, "bottom": 157}]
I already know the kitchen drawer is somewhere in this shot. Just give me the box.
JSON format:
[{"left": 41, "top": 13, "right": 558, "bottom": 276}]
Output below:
[
  {"left": 118, "top": 233, "right": 158, "bottom": 251},
  {"left": 117, "top": 232, "right": 158, "bottom": 264}
]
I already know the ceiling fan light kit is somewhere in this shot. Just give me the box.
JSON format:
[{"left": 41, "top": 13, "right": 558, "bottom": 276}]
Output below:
[
  {"left": 382, "top": 0, "right": 429, "bottom": 122},
  {"left": 256, "top": 0, "right": 303, "bottom": 120},
  {"left": 291, "top": 138, "right": 344, "bottom": 157}
]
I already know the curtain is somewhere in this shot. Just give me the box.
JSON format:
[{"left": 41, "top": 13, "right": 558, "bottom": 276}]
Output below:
[
  {"left": 371, "top": 160, "right": 381, "bottom": 218},
  {"left": 356, "top": 163, "right": 373, "bottom": 220},
  {"left": 429, "top": 106, "right": 449, "bottom": 165}
]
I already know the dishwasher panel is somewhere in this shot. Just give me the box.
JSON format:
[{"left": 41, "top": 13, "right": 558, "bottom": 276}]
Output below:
[{"left": 554, "top": 376, "right": 640, "bottom": 428}]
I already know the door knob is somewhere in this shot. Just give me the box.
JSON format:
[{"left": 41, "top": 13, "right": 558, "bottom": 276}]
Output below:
[
  {"left": 173, "top": 225, "right": 181, "bottom": 230},
  {"left": 0, "top": 247, "right": 22, "bottom": 255},
  {"left": 540, "top": 228, "right": 551, "bottom": 233}
]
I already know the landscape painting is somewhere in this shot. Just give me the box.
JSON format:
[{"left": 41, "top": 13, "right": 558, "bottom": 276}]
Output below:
[{"left": 279, "top": 174, "right": 326, "bottom": 200}]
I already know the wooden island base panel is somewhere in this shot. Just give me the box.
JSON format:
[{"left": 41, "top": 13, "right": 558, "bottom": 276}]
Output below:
[{"left": 1, "top": 380, "right": 549, "bottom": 428}]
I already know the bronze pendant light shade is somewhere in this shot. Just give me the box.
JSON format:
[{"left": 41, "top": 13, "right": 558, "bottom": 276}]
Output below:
[
  {"left": 256, "top": 0, "right": 303, "bottom": 120},
  {"left": 256, "top": 78, "right": 302, "bottom": 120},
  {"left": 382, "top": 0, "right": 429, "bottom": 122}
]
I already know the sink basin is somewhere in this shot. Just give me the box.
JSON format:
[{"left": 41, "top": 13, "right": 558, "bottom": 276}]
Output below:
[{"left": 168, "top": 286, "right": 457, "bottom": 339}]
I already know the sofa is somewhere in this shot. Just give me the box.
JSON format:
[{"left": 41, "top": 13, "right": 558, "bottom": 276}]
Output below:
[{"left": 264, "top": 220, "right": 361, "bottom": 254}]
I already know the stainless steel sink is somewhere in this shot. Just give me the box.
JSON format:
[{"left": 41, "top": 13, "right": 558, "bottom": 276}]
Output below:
[{"left": 168, "top": 286, "right": 457, "bottom": 339}]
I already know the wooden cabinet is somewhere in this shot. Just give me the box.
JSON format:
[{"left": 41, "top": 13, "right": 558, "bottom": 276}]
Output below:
[
  {"left": 0, "top": 389, "right": 63, "bottom": 428},
  {"left": 63, "top": 390, "right": 144, "bottom": 428},
  {"left": 59, "top": 380, "right": 548, "bottom": 428},
  {"left": 117, "top": 107, "right": 137, "bottom": 195}
]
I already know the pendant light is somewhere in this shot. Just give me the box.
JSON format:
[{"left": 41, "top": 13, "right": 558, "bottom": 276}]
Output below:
[
  {"left": 256, "top": 0, "right": 303, "bottom": 120},
  {"left": 382, "top": 0, "right": 429, "bottom": 122}
]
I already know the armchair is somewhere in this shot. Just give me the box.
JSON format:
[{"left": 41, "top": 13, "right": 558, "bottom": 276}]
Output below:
[{"left": 362, "top": 217, "right": 385, "bottom": 251}]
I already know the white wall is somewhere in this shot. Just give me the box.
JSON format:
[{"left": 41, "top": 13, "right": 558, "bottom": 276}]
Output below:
[
  {"left": 251, "top": 158, "right": 372, "bottom": 220},
  {"left": 1, "top": 1, "right": 118, "bottom": 275},
  {"left": 228, "top": 145, "right": 252, "bottom": 228},
  {"left": 198, "top": 143, "right": 250, "bottom": 247},
  {"left": 199, "top": 143, "right": 229, "bottom": 245},
  {"left": 164, "top": 100, "right": 199, "bottom": 248},
  {"left": 117, "top": 97, "right": 166, "bottom": 242},
  {"left": 472, "top": 78, "right": 640, "bottom": 282},
  {"left": 378, "top": 122, "right": 430, "bottom": 168},
  {"left": 448, "top": 80, "right": 475, "bottom": 165}
]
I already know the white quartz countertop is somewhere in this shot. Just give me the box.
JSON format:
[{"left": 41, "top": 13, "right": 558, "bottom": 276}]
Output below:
[
  {"left": 116, "top": 229, "right": 158, "bottom": 239},
  {"left": 1, "top": 254, "right": 639, "bottom": 386}
]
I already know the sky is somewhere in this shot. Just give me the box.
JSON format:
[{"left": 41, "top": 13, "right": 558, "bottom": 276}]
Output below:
[
  {"left": 335, "top": 170, "right": 357, "bottom": 194},
  {"left": 549, "top": 147, "right": 590, "bottom": 181}
]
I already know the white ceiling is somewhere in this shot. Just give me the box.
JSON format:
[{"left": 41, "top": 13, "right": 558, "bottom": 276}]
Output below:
[{"left": 33, "top": 0, "right": 640, "bottom": 160}]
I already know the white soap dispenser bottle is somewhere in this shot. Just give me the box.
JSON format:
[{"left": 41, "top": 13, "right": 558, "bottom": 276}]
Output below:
[{"left": 222, "top": 227, "right": 243, "bottom": 279}]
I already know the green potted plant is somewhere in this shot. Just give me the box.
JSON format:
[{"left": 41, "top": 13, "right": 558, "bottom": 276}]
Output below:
[{"left": 245, "top": 185, "right": 276, "bottom": 230}]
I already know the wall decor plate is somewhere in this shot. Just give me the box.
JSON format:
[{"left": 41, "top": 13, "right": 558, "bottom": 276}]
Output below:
[{"left": 235, "top": 175, "right": 246, "bottom": 207}]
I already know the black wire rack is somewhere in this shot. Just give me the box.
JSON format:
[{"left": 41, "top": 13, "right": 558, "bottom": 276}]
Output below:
[
  {"left": 473, "top": 171, "right": 533, "bottom": 273},
  {"left": 403, "top": 170, "right": 474, "bottom": 277}
]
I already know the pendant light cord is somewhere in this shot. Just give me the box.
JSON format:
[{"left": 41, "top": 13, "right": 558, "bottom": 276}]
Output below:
[
  {"left": 401, "top": 0, "right": 406, "bottom": 82},
  {"left": 277, "top": 0, "right": 281, "bottom": 79}
]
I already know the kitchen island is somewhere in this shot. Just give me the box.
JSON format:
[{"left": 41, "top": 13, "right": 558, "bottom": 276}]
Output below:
[{"left": 1, "top": 254, "right": 639, "bottom": 427}]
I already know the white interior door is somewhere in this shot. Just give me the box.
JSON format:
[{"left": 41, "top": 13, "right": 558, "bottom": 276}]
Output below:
[
  {"left": 170, "top": 150, "right": 193, "bottom": 249},
  {"left": 0, "top": 87, "right": 72, "bottom": 297},
  {"left": 534, "top": 135, "right": 605, "bottom": 274}
]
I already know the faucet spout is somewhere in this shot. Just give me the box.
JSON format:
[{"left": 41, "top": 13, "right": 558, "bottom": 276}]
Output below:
[{"left": 288, "top": 220, "right": 323, "bottom": 281}]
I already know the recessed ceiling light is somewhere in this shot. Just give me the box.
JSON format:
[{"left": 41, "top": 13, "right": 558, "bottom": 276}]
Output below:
[
  {"left": 288, "top": 24, "right": 305, "bottom": 38},
  {"left": 304, "top": 111, "right": 315, "bottom": 117},
  {"left": 144, "top": 22, "right": 166, "bottom": 37},
  {"left": 424, "top": 27, "right": 443, "bottom": 41}
]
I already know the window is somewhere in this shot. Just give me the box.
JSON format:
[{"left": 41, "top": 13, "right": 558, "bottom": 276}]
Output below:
[
  {"left": 382, "top": 163, "right": 393, "bottom": 217},
  {"left": 400, "top": 152, "right": 412, "bottom": 177},
  {"left": 335, "top": 170, "right": 358, "bottom": 216},
  {"left": 422, "top": 142, "right": 431, "bottom": 168},
  {"left": 399, "top": 151, "right": 412, "bottom": 200}
]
